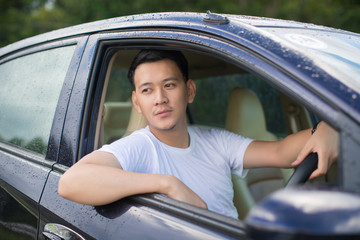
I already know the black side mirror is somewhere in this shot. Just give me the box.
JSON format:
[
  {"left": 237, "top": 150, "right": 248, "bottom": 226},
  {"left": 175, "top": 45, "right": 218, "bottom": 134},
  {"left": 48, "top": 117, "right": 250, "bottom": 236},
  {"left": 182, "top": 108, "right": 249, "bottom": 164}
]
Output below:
[{"left": 245, "top": 187, "right": 360, "bottom": 240}]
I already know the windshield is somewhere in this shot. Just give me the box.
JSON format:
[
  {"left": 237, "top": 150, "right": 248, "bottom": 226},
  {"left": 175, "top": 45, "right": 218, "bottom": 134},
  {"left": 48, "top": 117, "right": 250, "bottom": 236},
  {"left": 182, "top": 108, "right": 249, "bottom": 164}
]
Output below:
[{"left": 262, "top": 28, "right": 360, "bottom": 94}]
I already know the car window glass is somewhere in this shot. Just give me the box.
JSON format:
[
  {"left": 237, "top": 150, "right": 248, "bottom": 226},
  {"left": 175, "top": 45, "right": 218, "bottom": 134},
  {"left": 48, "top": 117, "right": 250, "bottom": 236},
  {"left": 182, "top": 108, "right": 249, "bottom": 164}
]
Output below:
[
  {"left": 106, "top": 68, "right": 132, "bottom": 102},
  {"left": 0, "top": 45, "right": 76, "bottom": 155},
  {"left": 190, "top": 73, "right": 288, "bottom": 138}
]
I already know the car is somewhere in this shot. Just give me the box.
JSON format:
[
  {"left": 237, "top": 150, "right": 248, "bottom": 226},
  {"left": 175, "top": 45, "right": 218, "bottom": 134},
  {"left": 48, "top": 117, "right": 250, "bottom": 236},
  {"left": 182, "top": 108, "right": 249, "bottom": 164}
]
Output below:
[{"left": 1, "top": 11, "right": 360, "bottom": 240}]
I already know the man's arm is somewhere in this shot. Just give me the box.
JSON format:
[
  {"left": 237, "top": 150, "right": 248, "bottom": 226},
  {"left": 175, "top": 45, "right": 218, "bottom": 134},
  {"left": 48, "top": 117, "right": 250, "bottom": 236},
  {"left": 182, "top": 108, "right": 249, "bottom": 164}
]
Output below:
[
  {"left": 243, "top": 121, "right": 338, "bottom": 179},
  {"left": 58, "top": 151, "right": 207, "bottom": 209}
]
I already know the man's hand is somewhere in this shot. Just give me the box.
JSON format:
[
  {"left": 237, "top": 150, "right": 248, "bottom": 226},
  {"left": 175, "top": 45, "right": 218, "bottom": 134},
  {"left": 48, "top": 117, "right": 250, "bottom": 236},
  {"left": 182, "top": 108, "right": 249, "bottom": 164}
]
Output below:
[
  {"left": 292, "top": 121, "right": 339, "bottom": 179},
  {"left": 160, "top": 175, "right": 208, "bottom": 209}
]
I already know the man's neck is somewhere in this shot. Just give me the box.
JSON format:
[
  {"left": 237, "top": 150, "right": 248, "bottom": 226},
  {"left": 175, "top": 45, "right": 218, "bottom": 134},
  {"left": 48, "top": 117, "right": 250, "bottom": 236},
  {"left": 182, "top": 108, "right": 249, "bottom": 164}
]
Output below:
[{"left": 149, "top": 125, "right": 190, "bottom": 148}]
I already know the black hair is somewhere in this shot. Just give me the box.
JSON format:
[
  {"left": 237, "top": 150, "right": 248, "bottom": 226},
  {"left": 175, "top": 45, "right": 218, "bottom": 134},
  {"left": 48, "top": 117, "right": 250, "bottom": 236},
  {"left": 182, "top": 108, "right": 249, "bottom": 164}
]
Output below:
[{"left": 127, "top": 49, "right": 189, "bottom": 89}]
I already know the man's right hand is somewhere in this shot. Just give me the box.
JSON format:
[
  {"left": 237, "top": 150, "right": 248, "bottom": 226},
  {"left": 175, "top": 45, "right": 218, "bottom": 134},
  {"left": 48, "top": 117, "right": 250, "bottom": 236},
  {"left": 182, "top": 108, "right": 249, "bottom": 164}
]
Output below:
[{"left": 160, "top": 175, "right": 208, "bottom": 209}]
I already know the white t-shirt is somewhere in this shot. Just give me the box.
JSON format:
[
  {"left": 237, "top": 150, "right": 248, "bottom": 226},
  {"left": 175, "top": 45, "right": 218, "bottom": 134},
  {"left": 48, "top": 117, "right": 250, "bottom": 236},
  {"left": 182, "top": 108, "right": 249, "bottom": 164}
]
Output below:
[{"left": 99, "top": 126, "right": 253, "bottom": 218}]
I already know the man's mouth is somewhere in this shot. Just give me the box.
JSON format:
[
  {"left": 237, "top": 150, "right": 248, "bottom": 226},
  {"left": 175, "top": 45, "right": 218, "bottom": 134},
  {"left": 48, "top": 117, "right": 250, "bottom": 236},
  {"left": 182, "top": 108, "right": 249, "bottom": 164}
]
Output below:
[{"left": 154, "top": 108, "right": 173, "bottom": 117}]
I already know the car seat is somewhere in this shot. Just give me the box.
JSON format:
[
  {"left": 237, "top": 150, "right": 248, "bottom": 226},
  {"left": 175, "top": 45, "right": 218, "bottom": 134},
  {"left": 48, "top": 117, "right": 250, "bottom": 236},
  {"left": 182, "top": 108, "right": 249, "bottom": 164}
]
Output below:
[
  {"left": 103, "top": 102, "right": 133, "bottom": 143},
  {"left": 225, "top": 87, "right": 293, "bottom": 219},
  {"left": 122, "top": 104, "right": 148, "bottom": 137}
]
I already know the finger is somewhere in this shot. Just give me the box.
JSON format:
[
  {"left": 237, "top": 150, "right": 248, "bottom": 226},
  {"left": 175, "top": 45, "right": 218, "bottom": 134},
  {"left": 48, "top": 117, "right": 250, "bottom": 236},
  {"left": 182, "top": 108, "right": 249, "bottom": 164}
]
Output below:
[
  {"left": 292, "top": 144, "right": 313, "bottom": 167},
  {"left": 309, "top": 169, "right": 320, "bottom": 180},
  {"left": 309, "top": 151, "right": 327, "bottom": 180}
]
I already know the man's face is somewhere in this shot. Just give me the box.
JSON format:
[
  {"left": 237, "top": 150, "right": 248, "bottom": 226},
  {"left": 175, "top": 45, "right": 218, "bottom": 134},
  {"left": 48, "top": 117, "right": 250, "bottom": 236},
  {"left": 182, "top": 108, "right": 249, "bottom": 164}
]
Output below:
[{"left": 132, "top": 59, "right": 195, "bottom": 133}]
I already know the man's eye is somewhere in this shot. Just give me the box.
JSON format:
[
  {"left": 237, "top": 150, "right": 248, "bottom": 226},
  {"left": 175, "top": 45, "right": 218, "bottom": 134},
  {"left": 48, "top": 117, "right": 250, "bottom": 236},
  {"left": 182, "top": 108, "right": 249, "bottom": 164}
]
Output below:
[
  {"left": 142, "top": 88, "right": 151, "bottom": 93},
  {"left": 165, "top": 83, "right": 175, "bottom": 88}
]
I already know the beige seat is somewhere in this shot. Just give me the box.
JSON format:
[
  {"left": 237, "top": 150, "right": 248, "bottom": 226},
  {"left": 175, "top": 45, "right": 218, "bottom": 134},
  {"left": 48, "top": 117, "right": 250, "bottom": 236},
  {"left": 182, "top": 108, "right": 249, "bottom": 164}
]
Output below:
[
  {"left": 122, "top": 104, "right": 148, "bottom": 137},
  {"left": 226, "top": 87, "right": 292, "bottom": 219},
  {"left": 98, "top": 102, "right": 147, "bottom": 148},
  {"left": 103, "top": 102, "right": 133, "bottom": 143}
]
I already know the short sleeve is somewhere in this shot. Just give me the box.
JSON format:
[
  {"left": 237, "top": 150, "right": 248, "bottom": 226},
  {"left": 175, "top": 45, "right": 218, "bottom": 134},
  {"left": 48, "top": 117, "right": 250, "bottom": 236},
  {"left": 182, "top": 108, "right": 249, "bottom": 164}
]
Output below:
[
  {"left": 97, "top": 131, "right": 155, "bottom": 173},
  {"left": 215, "top": 129, "right": 253, "bottom": 178}
]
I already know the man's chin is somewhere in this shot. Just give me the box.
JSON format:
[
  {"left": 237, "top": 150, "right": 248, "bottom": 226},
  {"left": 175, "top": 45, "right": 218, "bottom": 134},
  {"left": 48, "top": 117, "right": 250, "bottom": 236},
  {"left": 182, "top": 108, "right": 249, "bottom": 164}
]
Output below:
[{"left": 150, "top": 123, "right": 177, "bottom": 132}]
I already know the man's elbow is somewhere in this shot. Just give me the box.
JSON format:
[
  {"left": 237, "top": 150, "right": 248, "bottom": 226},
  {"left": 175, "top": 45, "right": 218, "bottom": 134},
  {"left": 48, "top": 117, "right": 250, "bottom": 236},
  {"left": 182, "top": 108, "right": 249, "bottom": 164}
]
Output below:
[{"left": 58, "top": 174, "right": 74, "bottom": 200}]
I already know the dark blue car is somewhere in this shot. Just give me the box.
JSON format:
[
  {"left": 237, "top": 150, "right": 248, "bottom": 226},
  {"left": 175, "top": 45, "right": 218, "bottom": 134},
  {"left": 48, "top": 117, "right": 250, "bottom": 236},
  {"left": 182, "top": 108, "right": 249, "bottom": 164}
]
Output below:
[{"left": 1, "top": 11, "right": 360, "bottom": 239}]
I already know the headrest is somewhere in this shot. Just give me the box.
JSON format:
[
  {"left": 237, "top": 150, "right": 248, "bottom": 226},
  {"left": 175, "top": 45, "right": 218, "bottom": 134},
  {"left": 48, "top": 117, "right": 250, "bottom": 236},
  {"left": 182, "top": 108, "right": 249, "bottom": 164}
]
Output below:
[
  {"left": 123, "top": 105, "right": 148, "bottom": 137},
  {"left": 225, "top": 87, "right": 275, "bottom": 141}
]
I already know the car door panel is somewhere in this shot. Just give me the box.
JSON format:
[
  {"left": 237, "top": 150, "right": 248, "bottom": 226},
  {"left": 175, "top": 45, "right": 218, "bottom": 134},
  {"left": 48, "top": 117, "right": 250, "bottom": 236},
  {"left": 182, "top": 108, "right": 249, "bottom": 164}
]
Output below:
[
  {"left": 0, "top": 36, "right": 87, "bottom": 239},
  {"left": 0, "top": 144, "right": 52, "bottom": 239},
  {"left": 39, "top": 168, "right": 245, "bottom": 240}
]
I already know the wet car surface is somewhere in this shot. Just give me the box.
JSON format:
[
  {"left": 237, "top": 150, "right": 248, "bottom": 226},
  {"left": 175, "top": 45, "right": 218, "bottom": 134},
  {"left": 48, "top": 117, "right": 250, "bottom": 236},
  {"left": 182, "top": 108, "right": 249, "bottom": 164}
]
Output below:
[{"left": 1, "top": 11, "right": 360, "bottom": 239}]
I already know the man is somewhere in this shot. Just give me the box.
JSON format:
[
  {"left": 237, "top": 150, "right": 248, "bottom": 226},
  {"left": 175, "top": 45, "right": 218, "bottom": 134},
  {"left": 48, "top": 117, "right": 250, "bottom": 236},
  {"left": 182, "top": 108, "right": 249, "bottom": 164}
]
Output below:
[{"left": 58, "top": 50, "right": 338, "bottom": 218}]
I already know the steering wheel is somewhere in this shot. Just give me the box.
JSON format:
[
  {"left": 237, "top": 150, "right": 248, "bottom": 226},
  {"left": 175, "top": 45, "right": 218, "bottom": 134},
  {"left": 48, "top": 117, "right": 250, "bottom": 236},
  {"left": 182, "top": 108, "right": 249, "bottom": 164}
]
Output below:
[{"left": 286, "top": 152, "right": 318, "bottom": 187}]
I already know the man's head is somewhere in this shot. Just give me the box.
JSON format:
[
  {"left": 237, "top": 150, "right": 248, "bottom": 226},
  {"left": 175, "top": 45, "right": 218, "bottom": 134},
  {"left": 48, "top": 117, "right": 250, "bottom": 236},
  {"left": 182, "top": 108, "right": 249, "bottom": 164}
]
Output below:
[
  {"left": 128, "top": 50, "right": 189, "bottom": 89},
  {"left": 129, "top": 49, "right": 196, "bottom": 134}
]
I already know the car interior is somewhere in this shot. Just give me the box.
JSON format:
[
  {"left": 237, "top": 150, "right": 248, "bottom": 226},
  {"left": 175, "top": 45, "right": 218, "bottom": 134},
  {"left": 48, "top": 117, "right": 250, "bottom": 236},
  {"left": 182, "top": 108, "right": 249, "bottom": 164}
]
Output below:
[{"left": 93, "top": 48, "right": 337, "bottom": 220}]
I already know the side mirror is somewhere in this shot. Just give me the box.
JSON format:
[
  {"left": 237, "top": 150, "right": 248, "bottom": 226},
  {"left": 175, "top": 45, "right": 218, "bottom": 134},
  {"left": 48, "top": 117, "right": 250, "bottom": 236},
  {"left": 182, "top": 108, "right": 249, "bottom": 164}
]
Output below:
[{"left": 245, "top": 186, "right": 360, "bottom": 240}]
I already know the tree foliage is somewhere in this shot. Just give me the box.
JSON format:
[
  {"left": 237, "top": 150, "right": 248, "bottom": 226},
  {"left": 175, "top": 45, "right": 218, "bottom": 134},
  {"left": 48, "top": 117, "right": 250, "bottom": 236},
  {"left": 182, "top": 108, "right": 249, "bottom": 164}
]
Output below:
[{"left": 1, "top": 0, "right": 360, "bottom": 47}]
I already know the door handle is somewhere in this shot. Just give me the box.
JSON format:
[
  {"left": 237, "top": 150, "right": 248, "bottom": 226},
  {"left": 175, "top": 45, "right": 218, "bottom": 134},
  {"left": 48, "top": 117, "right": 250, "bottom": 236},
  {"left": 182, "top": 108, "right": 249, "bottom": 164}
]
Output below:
[{"left": 43, "top": 223, "right": 85, "bottom": 240}]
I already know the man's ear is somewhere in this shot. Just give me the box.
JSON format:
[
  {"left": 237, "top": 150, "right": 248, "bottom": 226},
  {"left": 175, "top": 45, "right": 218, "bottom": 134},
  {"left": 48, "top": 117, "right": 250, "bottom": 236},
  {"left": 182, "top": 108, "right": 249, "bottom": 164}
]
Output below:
[
  {"left": 132, "top": 91, "right": 142, "bottom": 114},
  {"left": 187, "top": 79, "right": 196, "bottom": 104}
]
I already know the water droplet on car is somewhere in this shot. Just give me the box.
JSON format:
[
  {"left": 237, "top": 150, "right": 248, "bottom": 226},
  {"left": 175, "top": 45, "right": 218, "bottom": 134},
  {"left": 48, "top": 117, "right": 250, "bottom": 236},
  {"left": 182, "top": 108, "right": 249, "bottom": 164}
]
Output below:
[{"left": 311, "top": 73, "right": 320, "bottom": 78}]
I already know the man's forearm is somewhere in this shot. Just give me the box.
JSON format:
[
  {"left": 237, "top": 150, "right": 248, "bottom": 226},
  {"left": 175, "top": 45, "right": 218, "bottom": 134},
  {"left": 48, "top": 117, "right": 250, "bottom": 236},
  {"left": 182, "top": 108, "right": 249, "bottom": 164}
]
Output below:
[
  {"left": 58, "top": 162, "right": 207, "bottom": 209},
  {"left": 244, "top": 128, "right": 310, "bottom": 169},
  {"left": 277, "top": 128, "right": 311, "bottom": 167},
  {"left": 58, "top": 163, "right": 169, "bottom": 205}
]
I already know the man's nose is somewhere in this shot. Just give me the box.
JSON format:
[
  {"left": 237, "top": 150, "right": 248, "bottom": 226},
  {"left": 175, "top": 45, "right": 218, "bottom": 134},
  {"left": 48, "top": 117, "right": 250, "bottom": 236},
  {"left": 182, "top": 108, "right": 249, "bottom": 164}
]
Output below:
[{"left": 154, "top": 89, "right": 168, "bottom": 105}]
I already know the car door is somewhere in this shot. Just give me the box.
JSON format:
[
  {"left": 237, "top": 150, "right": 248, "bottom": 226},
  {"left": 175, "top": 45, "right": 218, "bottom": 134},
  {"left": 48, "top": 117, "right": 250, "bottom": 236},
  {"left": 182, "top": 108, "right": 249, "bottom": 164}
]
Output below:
[
  {"left": 38, "top": 29, "right": 260, "bottom": 239},
  {"left": 0, "top": 38, "right": 84, "bottom": 239}
]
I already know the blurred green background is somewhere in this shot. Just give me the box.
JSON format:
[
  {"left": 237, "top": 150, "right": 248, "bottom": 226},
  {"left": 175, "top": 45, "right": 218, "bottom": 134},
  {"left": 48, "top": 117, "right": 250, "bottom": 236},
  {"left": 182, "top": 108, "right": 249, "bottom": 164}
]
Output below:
[{"left": 1, "top": 0, "right": 360, "bottom": 47}]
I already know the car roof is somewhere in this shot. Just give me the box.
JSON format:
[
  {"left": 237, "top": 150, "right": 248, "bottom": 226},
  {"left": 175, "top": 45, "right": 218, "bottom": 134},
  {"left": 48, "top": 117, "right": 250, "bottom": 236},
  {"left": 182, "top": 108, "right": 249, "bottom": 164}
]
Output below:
[
  {"left": 1, "top": 11, "right": 360, "bottom": 123},
  {"left": 0, "top": 12, "right": 356, "bottom": 56}
]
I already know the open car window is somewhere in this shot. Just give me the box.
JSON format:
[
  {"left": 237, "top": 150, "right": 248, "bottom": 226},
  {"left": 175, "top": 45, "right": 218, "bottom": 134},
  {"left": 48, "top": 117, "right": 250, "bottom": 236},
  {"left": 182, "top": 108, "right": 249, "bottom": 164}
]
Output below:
[{"left": 90, "top": 48, "right": 338, "bottom": 220}]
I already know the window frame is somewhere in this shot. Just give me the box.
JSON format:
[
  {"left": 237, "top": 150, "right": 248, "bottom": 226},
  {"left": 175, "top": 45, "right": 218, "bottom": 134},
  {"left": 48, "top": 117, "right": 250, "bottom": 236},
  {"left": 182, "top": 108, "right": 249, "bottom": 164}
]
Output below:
[{"left": 0, "top": 36, "right": 88, "bottom": 162}]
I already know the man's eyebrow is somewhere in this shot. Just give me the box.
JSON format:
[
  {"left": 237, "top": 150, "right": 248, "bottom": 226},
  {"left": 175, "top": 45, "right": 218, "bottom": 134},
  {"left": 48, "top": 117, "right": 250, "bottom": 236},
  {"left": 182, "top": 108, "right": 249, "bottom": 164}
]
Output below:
[
  {"left": 162, "top": 77, "right": 180, "bottom": 83},
  {"left": 138, "top": 82, "right": 152, "bottom": 89},
  {"left": 138, "top": 77, "right": 179, "bottom": 88}
]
